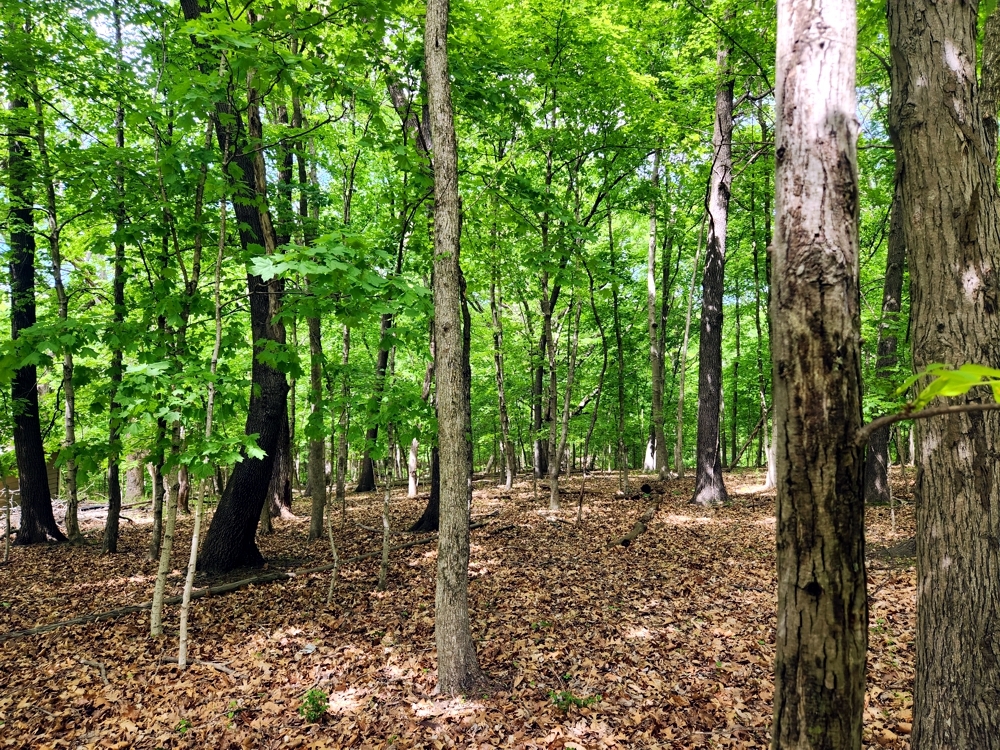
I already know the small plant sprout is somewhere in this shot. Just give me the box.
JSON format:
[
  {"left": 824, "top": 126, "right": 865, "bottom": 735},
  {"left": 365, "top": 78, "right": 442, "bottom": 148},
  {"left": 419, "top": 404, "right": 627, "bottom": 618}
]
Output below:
[
  {"left": 298, "top": 688, "right": 328, "bottom": 722},
  {"left": 549, "top": 689, "right": 601, "bottom": 712}
]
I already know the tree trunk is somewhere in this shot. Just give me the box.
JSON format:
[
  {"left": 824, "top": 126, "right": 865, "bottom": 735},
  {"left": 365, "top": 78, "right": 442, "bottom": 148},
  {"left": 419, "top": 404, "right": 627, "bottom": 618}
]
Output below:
[
  {"left": 647, "top": 149, "right": 668, "bottom": 478},
  {"left": 124, "top": 456, "right": 145, "bottom": 502},
  {"left": 335, "top": 326, "right": 350, "bottom": 518},
  {"left": 550, "top": 300, "right": 582, "bottom": 510},
  {"left": 307, "top": 315, "right": 326, "bottom": 540},
  {"left": 982, "top": 7, "right": 1000, "bottom": 168},
  {"left": 180, "top": 0, "right": 289, "bottom": 574},
  {"left": 610, "top": 216, "right": 629, "bottom": 494},
  {"left": 31, "top": 77, "right": 81, "bottom": 542},
  {"left": 582, "top": 262, "right": 608, "bottom": 474},
  {"left": 6, "top": 88, "right": 65, "bottom": 545},
  {"left": 490, "top": 275, "right": 516, "bottom": 490},
  {"left": 863, "top": 179, "right": 905, "bottom": 505},
  {"left": 356, "top": 318, "right": 392, "bottom": 492},
  {"left": 691, "top": 42, "right": 732, "bottom": 508},
  {"left": 675, "top": 222, "right": 703, "bottom": 478},
  {"left": 266, "top": 404, "right": 294, "bottom": 521},
  {"left": 771, "top": 0, "right": 867, "bottom": 744},
  {"left": 426, "top": 0, "right": 486, "bottom": 694},
  {"left": 730, "top": 274, "right": 741, "bottom": 469},
  {"left": 889, "top": 0, "right": 1000, "bottom": 744}
]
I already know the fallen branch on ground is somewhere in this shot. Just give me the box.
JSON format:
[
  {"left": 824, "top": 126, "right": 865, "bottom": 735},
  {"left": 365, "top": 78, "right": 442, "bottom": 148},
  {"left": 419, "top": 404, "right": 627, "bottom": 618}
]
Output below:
[
  {"left": 610, "top": 501, "right": 661, "bottom": 548},
  {"left": 0, "top": 519, "right": 504, "bottom": 642},
  {"left": 80, "top": 659, "right": 109, "bottom": 685},
  {"left": 159, "top": 656, "right": 241, "bottom": 677}
]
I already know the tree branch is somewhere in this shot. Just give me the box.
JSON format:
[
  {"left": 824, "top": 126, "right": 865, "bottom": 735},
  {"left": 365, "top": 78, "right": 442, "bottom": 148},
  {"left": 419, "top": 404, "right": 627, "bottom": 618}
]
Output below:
[{"left": 856, "top": 402, "right": 1000, "bottom": 447}]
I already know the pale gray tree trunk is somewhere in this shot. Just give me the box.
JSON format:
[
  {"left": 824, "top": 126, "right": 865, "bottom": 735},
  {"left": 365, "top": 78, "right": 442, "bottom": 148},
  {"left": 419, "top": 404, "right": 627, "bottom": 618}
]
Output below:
[
  {"left": 771, "top": 0, "right": 867, "bottom": 746},
  {"left": 889, "top": 0, "right": 1000, "bottom": 745},
  {"left": 426, "top": 0, "right": 486, "bottom": 695},
  {"left": 647, "top": 149, "right": 668, "bottom": 477}
]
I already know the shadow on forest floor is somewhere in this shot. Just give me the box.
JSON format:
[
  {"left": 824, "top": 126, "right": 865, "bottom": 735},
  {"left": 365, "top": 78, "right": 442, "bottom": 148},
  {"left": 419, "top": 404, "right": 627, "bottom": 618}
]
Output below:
[{"left": 0, "top": 468, "right": 915, "bottom": 749}]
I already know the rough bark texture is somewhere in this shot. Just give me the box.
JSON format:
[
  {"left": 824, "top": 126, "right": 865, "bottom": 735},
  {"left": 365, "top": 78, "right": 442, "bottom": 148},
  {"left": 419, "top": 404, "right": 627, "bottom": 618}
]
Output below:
[
  {"left": 983, "top": 8, "right": 1000, "bottom": 167},
  {"left": 771, "top": 1, "right": 868, "bottom": 746},
  {"left": 691, "top": 45, "right": 732, "bottom": 507},
  {"left": 863, "top": 180, "right": 905, "bottom": 505},
  {"left": 888, "top": 1, "right": 1000, "bottom": 745},
  {"left": 180, "top": 0, "right": 289, "bottom": 573},
  {"left": 7, "top": 93, "right": 65, "bottom": 545},
  {"left": 426, "top": 0, "right": 486, "bottom": 694}
]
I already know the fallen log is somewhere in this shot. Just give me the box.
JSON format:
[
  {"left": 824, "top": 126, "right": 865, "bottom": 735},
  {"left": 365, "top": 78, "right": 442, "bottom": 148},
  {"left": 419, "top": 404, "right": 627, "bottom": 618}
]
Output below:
[
  {"left": 0, "top": 520, "right": 508, "bottom": 642},
  {"left": 610, "top": 501, "right": 661, "bottom": 548}
]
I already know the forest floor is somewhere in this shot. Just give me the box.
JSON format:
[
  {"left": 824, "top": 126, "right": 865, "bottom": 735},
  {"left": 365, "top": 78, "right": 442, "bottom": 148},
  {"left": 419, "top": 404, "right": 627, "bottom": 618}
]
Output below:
[{"left": 0, "top": 469, "right": 916, "bottom": 749}]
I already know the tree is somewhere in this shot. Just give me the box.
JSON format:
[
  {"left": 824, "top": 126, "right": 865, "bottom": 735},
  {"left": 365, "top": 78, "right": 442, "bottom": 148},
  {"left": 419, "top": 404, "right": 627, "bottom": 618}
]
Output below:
[
  {"left": 179, "top": 0, "right": 290, "bottom": 573},
  {"left": 691, "top": 39, "right": 732, "bottom": 507},
  {"left": 888, "top": 0, "right": 1000, "bottom": 744},
  {"left": 5, "top": 16, "right": 65, "bottom": 545},
  {"left": 426, "top": 0, "right": 486, "bottom": 694},
  {"left": 771, "top": 0, "right": 867, "bottom": 745}
]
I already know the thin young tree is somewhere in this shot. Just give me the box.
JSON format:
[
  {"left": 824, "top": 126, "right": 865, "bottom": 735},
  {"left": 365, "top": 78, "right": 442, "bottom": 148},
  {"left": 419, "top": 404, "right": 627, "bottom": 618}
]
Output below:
[
  {"left": 426, "top": 0, "right": 486, "bottom": 694},
  {"left": 888, "top": 0, "right": 1000, "bottom": 744},
  {"left": 771, "top": 0, "right": 867, "bottom": 745}
]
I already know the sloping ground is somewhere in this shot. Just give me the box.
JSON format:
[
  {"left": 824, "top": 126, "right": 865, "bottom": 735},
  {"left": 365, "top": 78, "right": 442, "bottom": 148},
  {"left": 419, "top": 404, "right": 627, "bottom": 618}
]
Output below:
[{"left": 0, "top": 471, "right": 915, "bottom": 749}]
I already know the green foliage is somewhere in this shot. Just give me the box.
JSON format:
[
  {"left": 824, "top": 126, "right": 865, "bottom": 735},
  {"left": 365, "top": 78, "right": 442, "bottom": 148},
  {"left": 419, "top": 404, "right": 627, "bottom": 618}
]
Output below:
[
  {"left": 548, "top": 689, "right": 601, "bottom": 712},
  {"left": 297, "top": 688, "right": 329, "bottom": 722},
  {"left": 897, "top": 364, "right": 1000, "bottom": 410}
]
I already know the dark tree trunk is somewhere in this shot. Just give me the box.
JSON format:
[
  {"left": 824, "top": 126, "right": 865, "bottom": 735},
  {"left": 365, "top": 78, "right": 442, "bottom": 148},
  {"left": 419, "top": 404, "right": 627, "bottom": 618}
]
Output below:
[
  {"left": 691, "top": 43, "right": 733, "bottom": 507},
  {"left": 410, "top": 447, "right": 440, "bottom": 532},
  {"left": 771, "top": 0, "right": 868, "bottom": 744},
  {"left": 180, "top": 0, "right": 289, "bottom": 573},
  {"left": 355, "top": 328, "right": 391, "bottom": 493},
  {"left": 266, "top": 405, "right": 293, "bottom": 518},
  {"left": 7, "top": 92, "right": 64, "bottom": 545},
  {"left": 889, "top": 0, "right": 1000, "bottom": 744},
  {"left": 863, "top": 180, "right": 905, "bottom": 505}
]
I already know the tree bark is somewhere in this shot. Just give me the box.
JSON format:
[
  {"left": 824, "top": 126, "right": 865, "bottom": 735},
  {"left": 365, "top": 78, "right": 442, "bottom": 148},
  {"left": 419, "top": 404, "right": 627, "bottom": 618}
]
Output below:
[
  {"left": 6, "top": 85, "right": 65, "bottom": 545},
  {"left": 691, "top": 43, "right": 732, "bottom": 507},
  {"left": 426, "top": 0, "right": 486, "bottom": 694},
  {"left": 888, "top": 0, "right": 1000, "bottom": 744},
  {"left": 307, "top": 314, "right": 326, "bottom": 540},
  {"left": 771, "top": 0, "right": 867, "bottom": 745}
]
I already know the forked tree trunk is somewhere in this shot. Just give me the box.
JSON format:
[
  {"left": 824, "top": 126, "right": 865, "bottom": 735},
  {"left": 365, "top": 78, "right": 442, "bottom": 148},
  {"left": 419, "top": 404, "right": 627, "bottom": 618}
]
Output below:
[
  {"left": 691, "top": 42, "right": 732, "bottom": 508},
  {"left": 426, "top": 0, "right": 486, "bottom": 694},
  {"left": 180, "top": 0, "right": 289, "bottom": 573},
  {"left": 7, "top": 88, "right": 65, "bottom": 545},
  {"left": 889, "top": 0, "right": 1000, "bottom": 744},
  {"left": 771, "top": 0, "right": 867, "bottom": 745}
]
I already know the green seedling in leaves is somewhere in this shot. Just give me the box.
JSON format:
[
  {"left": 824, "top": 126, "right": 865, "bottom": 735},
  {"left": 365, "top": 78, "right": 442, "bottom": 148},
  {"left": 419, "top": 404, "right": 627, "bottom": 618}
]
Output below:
[
  {"left": 174, "top": 718, "right": 191, "bottom": 734},
  {"left": 298, "top": 688, "right": 328, "bottom": 722},
  {"left": 549, "top": 689, "right": 601, "bottom": 712},
  {"left": 531, "top": 620, "right": 552, "bottom": 631}
]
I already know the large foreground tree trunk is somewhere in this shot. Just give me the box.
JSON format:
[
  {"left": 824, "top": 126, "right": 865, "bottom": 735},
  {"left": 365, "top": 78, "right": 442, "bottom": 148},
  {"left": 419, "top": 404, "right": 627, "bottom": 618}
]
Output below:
[
  {"left": 180, "top": 0, "right": 289, "bottom": 573},
  {"left": 426, "top": 0, "right": 485, "bottom": 694},
  {"left": 6, "top": 89, "right": 64, "bottom": 545},
  {"left": 888, "top": 1, "right": 1000, "bottom": 745},
  {"left": 771, "top": 0, "right": 867, "bottom": 745},
  {"left": 691, "top": 43, "right": 732, "bottom": 507}
]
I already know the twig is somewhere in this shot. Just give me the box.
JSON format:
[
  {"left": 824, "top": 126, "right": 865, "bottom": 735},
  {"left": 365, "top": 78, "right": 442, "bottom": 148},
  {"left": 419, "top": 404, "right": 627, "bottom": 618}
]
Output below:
[
  {"left": 856, "top": 402, "right": 1000, "bottom": 446},
  {"left": 80, "top": 658, "right": 109, "bottom": 685},
  {"left": 159, "top": 656, "right": 240, "bottom": 677}
]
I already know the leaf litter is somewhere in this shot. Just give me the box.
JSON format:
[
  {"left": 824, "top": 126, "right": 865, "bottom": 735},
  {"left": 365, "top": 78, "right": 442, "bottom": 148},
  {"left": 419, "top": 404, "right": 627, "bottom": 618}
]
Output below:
[{"left": 0, "top": 470, "right": 915, "bottom": 749}]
